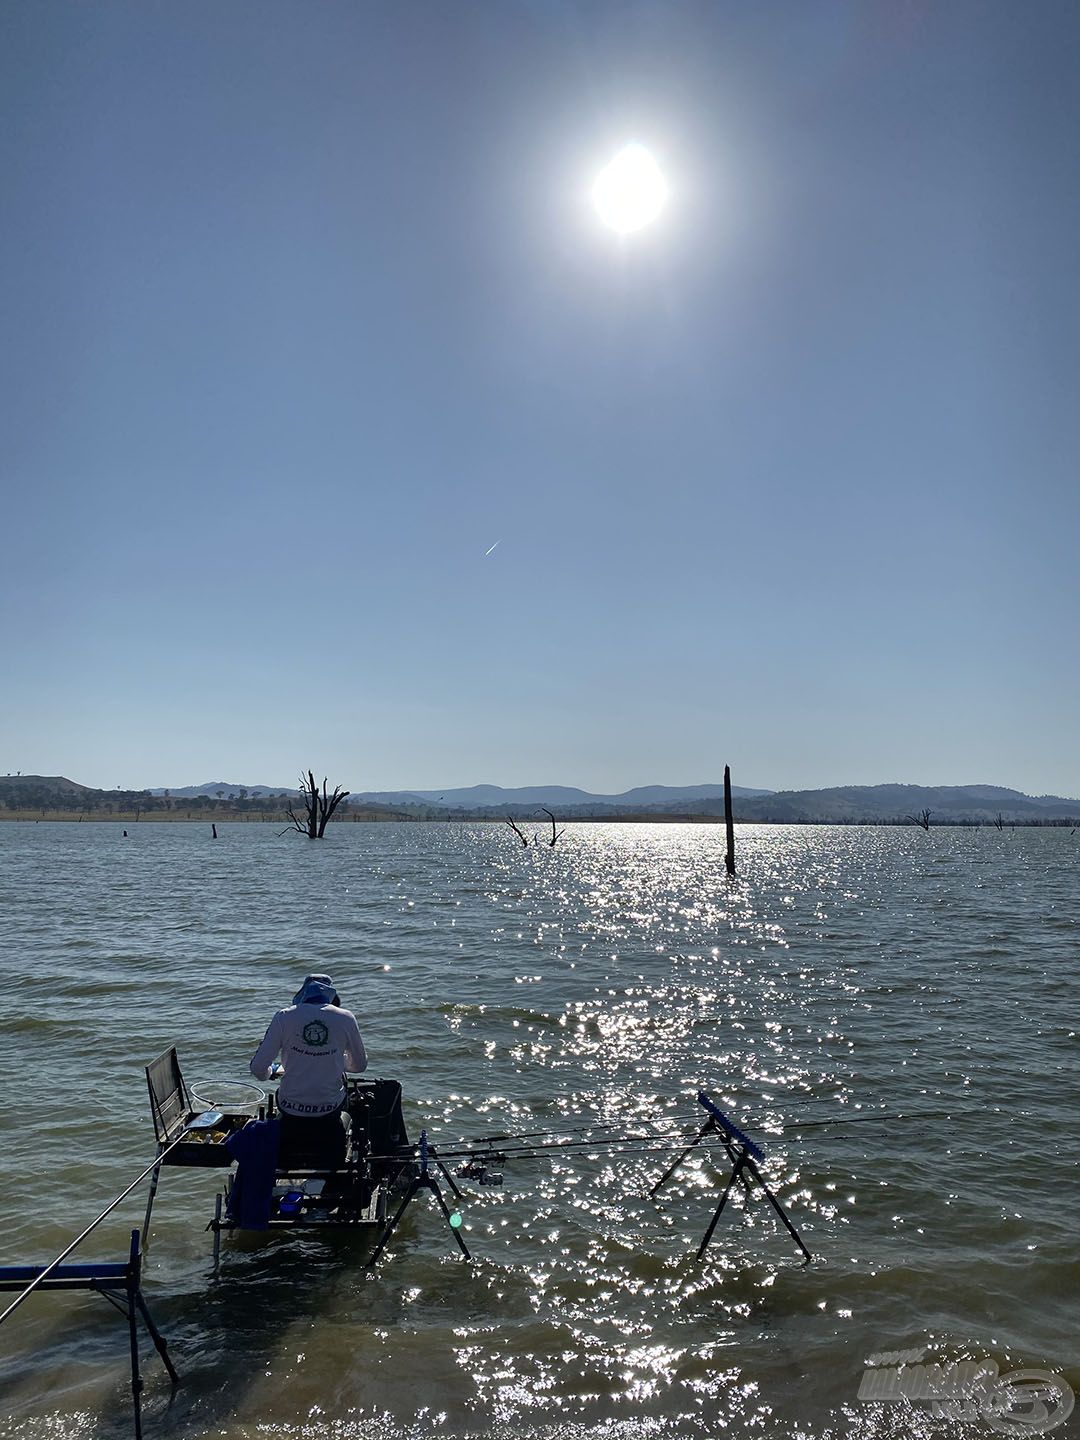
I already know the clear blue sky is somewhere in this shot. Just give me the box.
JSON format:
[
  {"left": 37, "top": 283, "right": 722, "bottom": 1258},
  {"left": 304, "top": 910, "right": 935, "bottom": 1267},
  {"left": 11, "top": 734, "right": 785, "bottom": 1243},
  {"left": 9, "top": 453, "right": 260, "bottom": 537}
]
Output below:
[{"left": 3, "top": 2, "right": 1078, "bottom": 796}]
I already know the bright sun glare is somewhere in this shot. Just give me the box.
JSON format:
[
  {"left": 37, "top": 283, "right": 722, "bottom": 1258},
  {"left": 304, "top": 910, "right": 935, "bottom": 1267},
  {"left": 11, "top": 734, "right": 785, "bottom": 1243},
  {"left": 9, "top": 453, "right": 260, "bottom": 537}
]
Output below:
[{"left": 592, "top": 144, "right": 667, "bottom": 234}]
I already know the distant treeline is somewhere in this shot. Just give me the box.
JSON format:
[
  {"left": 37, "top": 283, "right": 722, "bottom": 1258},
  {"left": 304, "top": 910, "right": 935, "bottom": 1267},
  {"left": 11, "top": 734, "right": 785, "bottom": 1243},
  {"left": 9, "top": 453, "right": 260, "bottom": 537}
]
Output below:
[
  {"left": 1, "top": 795, "right": 1077, "bottom": 828},
  {"left": 767, "top": 815, "right": 1078, "bottom": 827},
  {"left": 0, "top": 783, "right": 392, "bottom": 822},
  {"left": 1, "top": 784, "right": 281, "bottom": 816}
]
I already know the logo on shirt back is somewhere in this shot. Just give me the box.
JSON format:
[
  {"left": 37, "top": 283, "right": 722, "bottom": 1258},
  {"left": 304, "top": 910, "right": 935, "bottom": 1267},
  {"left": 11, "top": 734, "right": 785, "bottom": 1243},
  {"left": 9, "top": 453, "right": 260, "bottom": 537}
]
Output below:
[{"left": 302, "top": 1020, "right": 329, "bottom": 1047}]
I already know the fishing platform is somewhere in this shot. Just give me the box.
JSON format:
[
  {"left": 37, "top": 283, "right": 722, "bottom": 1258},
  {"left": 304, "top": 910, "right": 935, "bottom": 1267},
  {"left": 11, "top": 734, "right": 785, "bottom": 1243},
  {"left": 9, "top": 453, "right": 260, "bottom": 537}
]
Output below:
[
  {"left": 1, "top": 1058, "right": 814, "bottom": 1437},
  {"left": 143, "top": 1047, "right": 415, "bottom": 1252}
]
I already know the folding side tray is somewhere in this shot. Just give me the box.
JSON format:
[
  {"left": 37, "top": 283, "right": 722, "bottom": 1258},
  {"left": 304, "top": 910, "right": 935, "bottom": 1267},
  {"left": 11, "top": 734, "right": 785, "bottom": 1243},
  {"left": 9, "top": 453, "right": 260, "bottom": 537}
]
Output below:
[
  {"left": 146, "top": 1047, "right": 191, "bottom": 1146},
  {"left": 145, "top": 1047, "right": 238, "bottom": 1167}
]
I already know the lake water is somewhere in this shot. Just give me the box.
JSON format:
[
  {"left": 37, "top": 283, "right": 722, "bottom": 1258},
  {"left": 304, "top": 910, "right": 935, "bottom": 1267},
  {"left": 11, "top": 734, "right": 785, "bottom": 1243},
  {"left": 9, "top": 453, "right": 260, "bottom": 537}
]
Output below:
[{"left": 0, "top": 822, "right": 1076, "bottom": 1439}]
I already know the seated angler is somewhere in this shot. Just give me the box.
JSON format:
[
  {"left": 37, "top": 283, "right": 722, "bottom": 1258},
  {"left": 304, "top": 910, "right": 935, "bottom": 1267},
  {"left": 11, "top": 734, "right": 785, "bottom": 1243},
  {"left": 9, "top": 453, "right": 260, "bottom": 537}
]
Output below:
[{"left": 250, "top": 973, "right": 367, "bottom": 1165}]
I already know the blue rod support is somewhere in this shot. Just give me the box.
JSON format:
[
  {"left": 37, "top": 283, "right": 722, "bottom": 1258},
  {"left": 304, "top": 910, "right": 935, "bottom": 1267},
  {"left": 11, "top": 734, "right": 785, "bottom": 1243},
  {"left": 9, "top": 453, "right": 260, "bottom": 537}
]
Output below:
[{"left": 696, "top": 1092, "right": 765, "bottom": 1162}]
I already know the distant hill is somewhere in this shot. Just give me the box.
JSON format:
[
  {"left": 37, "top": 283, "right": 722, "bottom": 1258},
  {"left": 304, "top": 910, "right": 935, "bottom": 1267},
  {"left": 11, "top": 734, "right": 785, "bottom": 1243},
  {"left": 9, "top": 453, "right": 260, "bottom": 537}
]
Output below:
[
  {"left": 0, "top": 774, "right": 151, "bottom": 812},
  {"left": 149, "top": 781, "right": 296, "bottom": 798},
  {"left": 0, "top": 774, "right": 92, "bottom": 797},
  {"left": 729, "top": 784, "right": 1080, "bottom": 824},
  {"left": 353, "top": 782, "right": 773, "bottom": 810}
]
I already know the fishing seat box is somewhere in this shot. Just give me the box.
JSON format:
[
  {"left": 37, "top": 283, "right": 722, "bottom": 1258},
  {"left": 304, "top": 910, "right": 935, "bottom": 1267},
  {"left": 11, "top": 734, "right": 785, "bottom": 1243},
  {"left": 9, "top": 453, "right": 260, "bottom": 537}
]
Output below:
[{"left": 146, "top": 1047, "right": 252, "bottom": 1167}]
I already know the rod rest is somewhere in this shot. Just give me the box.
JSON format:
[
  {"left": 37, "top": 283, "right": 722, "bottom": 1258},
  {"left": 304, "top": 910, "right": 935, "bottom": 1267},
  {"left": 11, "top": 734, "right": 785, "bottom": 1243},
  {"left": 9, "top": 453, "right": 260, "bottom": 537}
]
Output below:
[{"left": 696, "top": 1092, "right": 766, "bottom": 1162}]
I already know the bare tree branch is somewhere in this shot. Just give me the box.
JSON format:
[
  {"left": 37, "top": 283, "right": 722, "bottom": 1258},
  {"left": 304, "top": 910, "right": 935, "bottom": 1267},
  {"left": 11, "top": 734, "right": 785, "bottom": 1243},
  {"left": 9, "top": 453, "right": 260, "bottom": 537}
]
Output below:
[
  {"left": 284, "top": 803, "right": 307, "bottom": 835},
  {"left": 317, "top": 781, "right": 350, "bottom": 836},
  {"left": 541, "top": 808, "right": 564, "bottom": 847},
  {"left": 505, "top": 814, "right": 529, "bottom": 847}
]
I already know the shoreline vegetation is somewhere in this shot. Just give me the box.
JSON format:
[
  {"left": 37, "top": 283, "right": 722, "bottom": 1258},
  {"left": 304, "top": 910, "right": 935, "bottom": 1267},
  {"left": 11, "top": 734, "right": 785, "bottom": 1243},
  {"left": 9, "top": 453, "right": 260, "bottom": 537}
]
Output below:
[
  {"left": 2, "top": 809, "right": 1077, "bottom": 829},
  {"left": 2, "top": 776, "right": 1077, "bottom": 828}
]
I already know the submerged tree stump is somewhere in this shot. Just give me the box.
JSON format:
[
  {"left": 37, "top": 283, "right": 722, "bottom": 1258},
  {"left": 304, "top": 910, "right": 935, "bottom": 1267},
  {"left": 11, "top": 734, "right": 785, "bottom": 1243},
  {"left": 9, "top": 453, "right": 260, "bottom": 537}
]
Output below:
[{"left": 724, "top": 765, "right": 736, "bottom": 877}]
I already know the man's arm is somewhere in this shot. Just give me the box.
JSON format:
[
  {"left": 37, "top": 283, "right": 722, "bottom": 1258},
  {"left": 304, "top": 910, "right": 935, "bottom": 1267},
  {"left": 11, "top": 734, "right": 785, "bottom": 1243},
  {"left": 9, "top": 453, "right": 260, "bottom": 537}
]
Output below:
[
  {"left": 250, "top": 1012, "right": 284, "bottom": 1081},
  {"left": 342, "top": 1011, "right": 367, "bottom": 1073}
]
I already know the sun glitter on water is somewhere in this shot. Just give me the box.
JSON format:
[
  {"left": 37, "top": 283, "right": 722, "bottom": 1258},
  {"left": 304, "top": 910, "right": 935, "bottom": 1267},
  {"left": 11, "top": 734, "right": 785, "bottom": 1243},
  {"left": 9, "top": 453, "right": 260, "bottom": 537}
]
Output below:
[{"left": 592, "top": 143, "right": 668, "bottom": 233}]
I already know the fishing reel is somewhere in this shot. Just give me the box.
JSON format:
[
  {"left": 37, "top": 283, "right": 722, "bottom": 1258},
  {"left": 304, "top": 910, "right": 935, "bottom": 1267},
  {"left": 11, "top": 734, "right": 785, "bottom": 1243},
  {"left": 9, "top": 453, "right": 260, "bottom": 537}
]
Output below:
[{"left": 455, "top": 1153, "right": 506, "bottom": 1186}]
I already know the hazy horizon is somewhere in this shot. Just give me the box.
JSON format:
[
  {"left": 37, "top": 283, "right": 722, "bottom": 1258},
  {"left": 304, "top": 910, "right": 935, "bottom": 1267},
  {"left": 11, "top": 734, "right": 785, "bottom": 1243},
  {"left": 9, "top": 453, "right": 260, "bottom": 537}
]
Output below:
[{"left": 4, "top": 3, "right": 1077, "bottom": 798}]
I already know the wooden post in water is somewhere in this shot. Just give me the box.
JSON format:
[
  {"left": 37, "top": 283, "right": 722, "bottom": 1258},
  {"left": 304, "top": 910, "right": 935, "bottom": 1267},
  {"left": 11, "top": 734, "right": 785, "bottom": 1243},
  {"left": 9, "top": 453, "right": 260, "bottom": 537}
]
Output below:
[
  {"left": 724, "top": 766, "right": 736, "bottom": 877},
  {"left": 211, "top": 823, "right": 217, "bottom": 840}
]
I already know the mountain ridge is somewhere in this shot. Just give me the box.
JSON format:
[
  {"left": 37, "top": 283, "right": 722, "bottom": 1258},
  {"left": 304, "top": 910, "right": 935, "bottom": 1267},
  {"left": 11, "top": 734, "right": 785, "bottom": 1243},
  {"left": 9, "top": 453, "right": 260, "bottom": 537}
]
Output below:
[
  {"left": 352, "top": 782, "right": 773, "bottom": 809},
  {"left": 729, "top": 783, "right": 1080, "bottom": 824},
  {"left": 2, "top": 776, "right": 1077, "bottom": 824}
]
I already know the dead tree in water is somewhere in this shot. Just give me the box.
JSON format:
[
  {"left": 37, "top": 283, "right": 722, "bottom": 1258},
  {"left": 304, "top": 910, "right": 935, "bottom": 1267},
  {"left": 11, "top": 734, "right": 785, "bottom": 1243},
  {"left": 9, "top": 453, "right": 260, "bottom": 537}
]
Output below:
[
  {"left": 283, "top": 772, "right": 350, "bottom": 839},
  {"left": 906, "top": 809, "right": 933, "bottom": 831},
  {"left": 505, "top": 814, "right": 529, "bottom": 847},
  {"left": 724, "top": 765, "right": 736, "bottom": 876},
  {"left": 540, "top": 808, "right": 564, "bottom": 847},
  {"left": 993, "top": 812, "right": 1005, "bottom": 831}
]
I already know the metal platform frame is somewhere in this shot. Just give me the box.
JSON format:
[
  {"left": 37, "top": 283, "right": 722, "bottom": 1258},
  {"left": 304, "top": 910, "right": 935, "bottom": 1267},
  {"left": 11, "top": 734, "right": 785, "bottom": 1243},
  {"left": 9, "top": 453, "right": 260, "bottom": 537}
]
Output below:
[{"left": 0, "top": 1229, "right": 179, "bottom": 1440}]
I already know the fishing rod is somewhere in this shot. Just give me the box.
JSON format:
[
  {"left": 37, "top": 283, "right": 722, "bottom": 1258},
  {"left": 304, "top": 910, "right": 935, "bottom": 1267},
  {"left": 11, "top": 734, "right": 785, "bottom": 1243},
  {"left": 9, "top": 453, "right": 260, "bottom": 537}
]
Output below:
[
  {"left": 438, "top": 1115, "right": 690, "bottom": 1147},
  {"left": 359, "top": 1131, "right": 714, "bottom": 1172},
  {"left": 424, "top": 1109, "right": 957, "bottom": 1170},
  {"left": 359, "top": 1102, "right": 959, "bottom": 1176},
  {"left": 361, "top": 1134, "right": 701, "bottom": 1168},
  {"left": 440, "top": 1117, "right": 702, "bottom": 1152},
  {"left": 780, "top": 1108, "right": 955, "bottom": 1132},
  {"left": 438, "top": 1105, "right": 953, "bottom": 1154},
  {"left": 755, "top": 1093, "right": 962, "bottom": 1112},
  {"left": 0, "top": 1131, "right": 192, "bottom": 1327},
  {"left": 439, "top": 1093, "right": 941, "bottom": 1149}
]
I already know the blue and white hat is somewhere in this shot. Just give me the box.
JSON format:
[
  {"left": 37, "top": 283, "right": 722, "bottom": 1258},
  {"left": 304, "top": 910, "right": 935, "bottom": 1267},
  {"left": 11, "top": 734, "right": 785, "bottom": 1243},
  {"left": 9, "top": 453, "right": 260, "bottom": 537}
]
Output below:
[{"left": 293, "top": 974, "right": 337, "bottom": 1005}]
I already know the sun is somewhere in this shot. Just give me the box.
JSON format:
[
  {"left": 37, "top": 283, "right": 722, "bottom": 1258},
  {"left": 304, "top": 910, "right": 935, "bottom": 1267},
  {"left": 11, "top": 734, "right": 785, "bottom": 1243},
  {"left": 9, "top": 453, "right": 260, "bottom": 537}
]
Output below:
[{"left": 592, "top": 144, "right": 668, "bottom": 234}]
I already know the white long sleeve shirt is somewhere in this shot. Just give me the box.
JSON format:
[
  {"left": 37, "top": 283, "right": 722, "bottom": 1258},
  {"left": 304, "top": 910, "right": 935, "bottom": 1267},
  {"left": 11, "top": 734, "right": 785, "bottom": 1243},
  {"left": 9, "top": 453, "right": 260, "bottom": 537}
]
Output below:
[{"left": 250, "top": 1002, "right": 367, "bottom": 1117}]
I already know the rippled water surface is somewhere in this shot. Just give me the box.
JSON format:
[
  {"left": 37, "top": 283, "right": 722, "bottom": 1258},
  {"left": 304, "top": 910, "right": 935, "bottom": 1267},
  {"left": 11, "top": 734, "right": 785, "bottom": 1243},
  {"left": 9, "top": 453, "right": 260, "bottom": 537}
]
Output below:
[{"left": 0, "top": 822, "right": 1077, "bottom": 1439}]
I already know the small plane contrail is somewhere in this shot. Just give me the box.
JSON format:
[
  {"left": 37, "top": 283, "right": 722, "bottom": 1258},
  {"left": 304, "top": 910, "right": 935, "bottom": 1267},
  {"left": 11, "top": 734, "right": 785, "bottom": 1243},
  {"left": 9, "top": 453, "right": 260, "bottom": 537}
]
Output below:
[{"left": 484, "top": 539, "right": 502, "bottom": 557}]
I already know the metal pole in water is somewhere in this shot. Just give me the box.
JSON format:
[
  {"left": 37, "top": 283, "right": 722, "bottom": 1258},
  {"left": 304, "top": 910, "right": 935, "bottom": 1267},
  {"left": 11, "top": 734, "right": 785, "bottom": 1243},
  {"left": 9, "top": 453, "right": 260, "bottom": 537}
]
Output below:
[
  {"left": 126, "top": 1231, "right": 144, "bottom": 1440},
  {"left": 212, "top": 1192, "right": 223, "bottom": 1270}
]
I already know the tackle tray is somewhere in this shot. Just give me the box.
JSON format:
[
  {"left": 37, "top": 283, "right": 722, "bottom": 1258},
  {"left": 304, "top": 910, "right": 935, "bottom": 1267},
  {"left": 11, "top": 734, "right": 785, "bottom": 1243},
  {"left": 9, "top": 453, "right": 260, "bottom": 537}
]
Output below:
[{"left": 146, "top": 1047, "right": 253, "bottom": 1167}]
